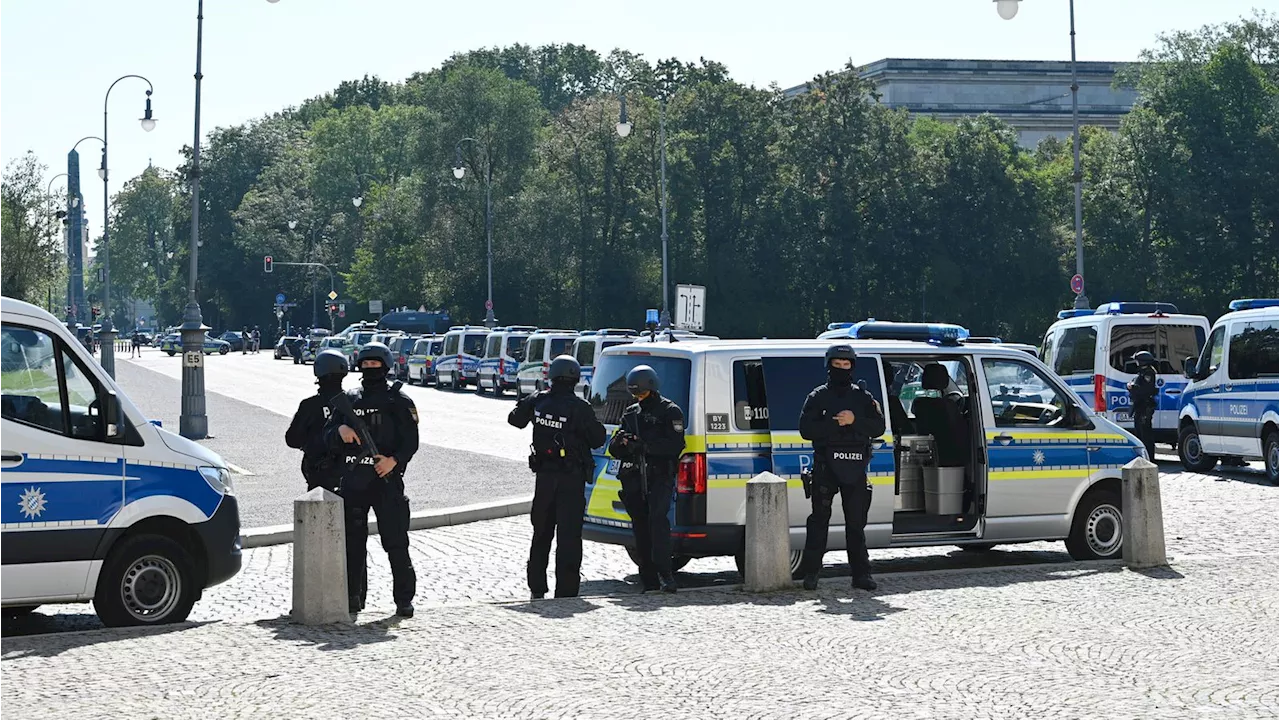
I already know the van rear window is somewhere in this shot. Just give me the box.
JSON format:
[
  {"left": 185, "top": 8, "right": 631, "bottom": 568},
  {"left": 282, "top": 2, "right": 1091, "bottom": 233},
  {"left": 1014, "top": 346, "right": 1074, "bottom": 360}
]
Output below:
[
  {"left": 463, "top": 334, "right": 486, "bottom": 356},
  {"left": 590, "top": 355, "right": 691, "bottom": 425},
  {"left": 505, "top": 336, "right": 527, "bottom": 361},
  {"left": 549, "top": 338, "right": 574, "bottom": 357},
  {"left": 1108, "top": 324, "right": 1205, "bottom": 374},
  {"left": 1053, "top": 327, "right": 1097, "bottom": 376}
]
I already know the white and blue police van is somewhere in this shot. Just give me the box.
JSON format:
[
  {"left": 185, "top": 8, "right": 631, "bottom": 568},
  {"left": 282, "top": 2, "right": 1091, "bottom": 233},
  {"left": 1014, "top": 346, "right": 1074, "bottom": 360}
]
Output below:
[
  {"left": 1177, "top": 299, "right": 1279, "bottom": 482},
  {"left": 478, "top": 325, "right": 537, "bottom": 395},
  {"left": 571, "top": 328, "right": 640, "bottom": 400},
  {"left": 1, "top": 297, "right": 241, "bottom": 626},
  {"left": 435, "top": 325, "right": 490, "bottom": 391},
  {"left": 1040, "top": 302, "right": 1209, "bottom": 449}
]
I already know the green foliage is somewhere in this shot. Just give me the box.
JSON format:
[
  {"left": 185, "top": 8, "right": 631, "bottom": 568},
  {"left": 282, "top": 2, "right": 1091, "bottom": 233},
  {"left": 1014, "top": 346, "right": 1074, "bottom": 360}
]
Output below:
[{"left": 2, "top": 153, "right": 64, "bottom": 309}]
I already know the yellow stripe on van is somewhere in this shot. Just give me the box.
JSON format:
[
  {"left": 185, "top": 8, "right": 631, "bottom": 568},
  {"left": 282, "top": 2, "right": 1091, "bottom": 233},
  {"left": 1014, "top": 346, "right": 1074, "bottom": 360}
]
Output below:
[
  {"left": 585, "top": 476, "right": 629, "bottom": 521},
  {"left": 707, "top": 472, "right": 896, "bottom": 489},
  {"left": 988, "top": 468, "right": 1093, "bottom": 481},
  {"left": 707, "top": 433, "right": 771, "bottom": 450}
]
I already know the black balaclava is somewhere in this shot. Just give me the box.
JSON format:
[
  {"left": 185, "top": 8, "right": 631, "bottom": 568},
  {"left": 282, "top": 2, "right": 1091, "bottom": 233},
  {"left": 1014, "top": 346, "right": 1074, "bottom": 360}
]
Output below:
[
  {"left": 827, "top": 363, "right": 853, "bottom": 391},
  {"left": 317, "top": 374, "right": 343, "bottom": 397},
  {"left": 550, "top": 377, "right": 576, "bottom": 394},
  {"left": 361, "top": 363, "right": 389, "bottom": 389}
]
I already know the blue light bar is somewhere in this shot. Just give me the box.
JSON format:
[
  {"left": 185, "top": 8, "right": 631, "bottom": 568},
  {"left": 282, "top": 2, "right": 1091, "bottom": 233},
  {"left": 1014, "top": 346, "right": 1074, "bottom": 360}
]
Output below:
[
  {"left": 1094, "top": 301, "right": 1179, "bottom": 315},
  {"left": 1057, "top": 309, "right": 1095, "bottom": 320},
  {"left": 645, "top": 309, "right": 659, "bottom": 325},
  {"left": 1228, "top": 298, "right": 1279, "bottom": 312},
  {"left": 824, "top": 321, "right": 970, "bottom": 345}
]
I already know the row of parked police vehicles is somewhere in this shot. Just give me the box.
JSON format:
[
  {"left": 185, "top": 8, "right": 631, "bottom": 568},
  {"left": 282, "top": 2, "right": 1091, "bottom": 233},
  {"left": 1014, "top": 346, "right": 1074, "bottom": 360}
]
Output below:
[{"left": 1, "top": 297, "right": 1275, "bottom": 626}]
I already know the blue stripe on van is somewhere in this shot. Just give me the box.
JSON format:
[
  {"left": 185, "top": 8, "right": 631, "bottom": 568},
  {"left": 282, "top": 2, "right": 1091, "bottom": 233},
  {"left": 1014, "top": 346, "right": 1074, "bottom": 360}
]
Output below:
[{"left": 1, "top": 457, "right": 221, "bottom": 525}]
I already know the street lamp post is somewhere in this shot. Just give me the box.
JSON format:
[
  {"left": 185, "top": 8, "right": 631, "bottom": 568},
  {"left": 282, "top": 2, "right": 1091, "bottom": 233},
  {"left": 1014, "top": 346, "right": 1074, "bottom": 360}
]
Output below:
[
  {"left": 996, "top": 0, "right": 1088, "bottom": 309},
  {"left": 616, "top": 92, "right": 672, "bottom": 329},
  {"left": 452, "top": 140, "right": 495, "bottom": 328},
  {"left": 100, "top": 76, "right": 156, "bottom": 379},
  {"left": 180, "top": 0, "right": 279, "bottom": 439},
  {"left": 46, "top": 173, "right": 69, "bottom": 316}
]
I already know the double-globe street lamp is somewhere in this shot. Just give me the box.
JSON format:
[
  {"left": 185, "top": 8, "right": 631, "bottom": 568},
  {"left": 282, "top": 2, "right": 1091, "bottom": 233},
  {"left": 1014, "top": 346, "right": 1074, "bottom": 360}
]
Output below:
[
  {"left": 994, "top": 0, "right": 1089, "bottom": 309},
  {"left": 98, "top": 77, "right": 157, "bottom": 379},
  {"left": 181, "top": 0, "right": 281, "bottom": 440},
  {"left": 452, "top": 139, "right": 496, "bottom": 328},
  {"left": 616, "top": 91, "right": 672, "bottom": 329}
]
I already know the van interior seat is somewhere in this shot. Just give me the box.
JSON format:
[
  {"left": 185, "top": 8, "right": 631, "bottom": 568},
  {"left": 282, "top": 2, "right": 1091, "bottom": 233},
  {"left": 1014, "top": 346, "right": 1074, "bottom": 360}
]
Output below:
[{"left": 912, "top": 364, "right": 972, "bottom": 468}]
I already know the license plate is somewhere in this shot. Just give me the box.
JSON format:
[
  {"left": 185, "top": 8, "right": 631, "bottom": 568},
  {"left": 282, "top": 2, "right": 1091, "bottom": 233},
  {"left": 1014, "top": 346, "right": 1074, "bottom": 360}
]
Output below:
[
  {"left": 607, "top": 459, "right": 620, "bottom": 475},
  {"left": 1113, "top": 411, "right": 1133, "bottom": 422}
]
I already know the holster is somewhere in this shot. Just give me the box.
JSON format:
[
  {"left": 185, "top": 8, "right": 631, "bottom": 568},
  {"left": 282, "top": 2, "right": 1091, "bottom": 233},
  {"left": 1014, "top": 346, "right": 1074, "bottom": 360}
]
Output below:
[{"left": 800, "top": 466, "right": 814, "bottom": 499}]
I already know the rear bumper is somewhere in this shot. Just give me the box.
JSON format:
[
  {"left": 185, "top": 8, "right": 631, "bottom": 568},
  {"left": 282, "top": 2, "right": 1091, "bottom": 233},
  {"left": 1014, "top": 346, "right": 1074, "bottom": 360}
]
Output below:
[
  {"left": 583, "top": 519, "right": 743, "bottom": 558},
  {"left": 194, "top": 496, "right": 243, "bottom": 588}
]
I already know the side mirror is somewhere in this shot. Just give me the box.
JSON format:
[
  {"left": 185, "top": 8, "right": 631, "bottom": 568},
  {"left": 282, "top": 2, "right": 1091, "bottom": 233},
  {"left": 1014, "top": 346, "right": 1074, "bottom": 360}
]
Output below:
[
  {"left": 1069, "top": 405, "right": 1093, "bottom": 429},
  {"left": 1182, "top": 356, "right": 1197, "bottom": 379},
  {"left": 102, "top": 390, "right": 122, "bottom": 438}
]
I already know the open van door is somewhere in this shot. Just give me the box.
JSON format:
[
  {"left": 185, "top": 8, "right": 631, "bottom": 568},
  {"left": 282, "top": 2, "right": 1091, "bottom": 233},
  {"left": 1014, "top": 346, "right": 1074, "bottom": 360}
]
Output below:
[{"left": 759, "top": 355, "right": 895, "bottom": 550}]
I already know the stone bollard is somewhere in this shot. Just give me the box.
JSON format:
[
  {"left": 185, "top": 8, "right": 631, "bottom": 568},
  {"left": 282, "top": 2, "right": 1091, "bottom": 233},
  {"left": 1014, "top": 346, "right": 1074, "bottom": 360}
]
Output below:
[
  {"left": 1121, "top": 458, "right": 1167, "bottom": 569},
  {"left": 292, "top": 487, "right": 351, "bottom": 624},
  {"left": 98, "top": 328, "right": 117, "bottom": 379},
  {"left": 744, "top": 472, "right": 792, "bottom": 592}
]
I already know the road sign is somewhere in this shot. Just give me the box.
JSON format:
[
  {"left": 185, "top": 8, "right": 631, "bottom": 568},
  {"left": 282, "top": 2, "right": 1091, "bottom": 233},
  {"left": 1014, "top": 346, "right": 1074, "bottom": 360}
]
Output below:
[
  {"left": 1071, "top": 274, "right": 1084, "bottom": 294},
  {"left": 338, "top": 303, "right": 345, "bottom": 312},
  {"left": 275, "top": 293, "right": 286, "bottom": 305},
  {"left": 485, "top": 299, "right": 493, "bottom": 310},
  {"left": 675, "top": 284, "right": 706, "bottom": 332},
  {"left": 369, "top": 300, "right": 383, "bottom": 315},
  {"left": 338, "top": 310, "right": 346, "bottom": 318},
  {"left": 183, "top": 351, "right": 203, "bottom": 368},
  {"left": 327, "top": 290, "right": 338, "bottom": 301},
  {"left": 418, "top": 305, "right": 426, "bottom": 312}
]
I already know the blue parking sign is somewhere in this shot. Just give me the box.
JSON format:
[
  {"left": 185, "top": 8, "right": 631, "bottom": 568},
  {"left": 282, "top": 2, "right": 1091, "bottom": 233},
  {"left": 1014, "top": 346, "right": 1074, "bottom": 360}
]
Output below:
[{"left": 275, "top": 293, "right": 286, "bottom": 305}]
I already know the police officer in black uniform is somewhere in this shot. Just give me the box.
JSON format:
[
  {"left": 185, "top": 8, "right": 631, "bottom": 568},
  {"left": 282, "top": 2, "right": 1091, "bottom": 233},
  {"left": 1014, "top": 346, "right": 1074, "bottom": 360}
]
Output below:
[
  {"left": 325, "top": 341, "right": 420, "bottom": 617},
  {"left": 508, "top": 355, "right": 607, "bottom": 599},
  {"left": 799, "top": 344, "right": 886, "bottom": 591},
  {"left": 284, "top": 349, "right": 347, "bottom": 492},
  {"left": 607, "top": 365, "right": 686, "bottom": 593},
  {"left": 1127, "top": 350, "right": 1158, "bottom": 459}
]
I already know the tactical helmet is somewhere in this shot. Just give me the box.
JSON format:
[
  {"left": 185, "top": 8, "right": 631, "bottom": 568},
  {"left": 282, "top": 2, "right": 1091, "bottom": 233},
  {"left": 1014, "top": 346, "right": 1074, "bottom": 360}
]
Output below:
[
  {"left": 825, "top": 344, "right": 857, "bottom": 365},
  {"left": 626, "top": 365, "right": 660, "bottom": 395},
  {"left": 357, "top": 342, "right": 392, "bottom": 368},
  {"left": 548, "top": 354, "right": 581, "bottom": 382},
  {"left": 1132, "top": 350, "right": 1156, "bottom": 368},
  {"left": 314, "top": 349, "right": 348, "bottom": 379}
]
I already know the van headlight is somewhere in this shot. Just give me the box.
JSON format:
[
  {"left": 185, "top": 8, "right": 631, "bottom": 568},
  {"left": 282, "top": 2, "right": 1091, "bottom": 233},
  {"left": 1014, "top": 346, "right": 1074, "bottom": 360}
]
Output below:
[{"left": 200, "top": 466, "right": 235, "bottom": 495}]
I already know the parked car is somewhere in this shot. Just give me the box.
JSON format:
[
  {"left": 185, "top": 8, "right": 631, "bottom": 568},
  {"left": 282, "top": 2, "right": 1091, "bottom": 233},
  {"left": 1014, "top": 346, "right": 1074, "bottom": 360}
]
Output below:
[
  {"left": 162, "top": 333, "right": 231, "bottom": 356},
  {"left": 218, "top": 331, "right": 245, "bottom": 352},
  {"left": 387, "top": 335, "right": 420, "bottom": 381},
  {"left": 406, "top": 336, "right": 444, "bottom": 385},
  {"left": 274, "top": 334, "right": 307, "bottom": 361}
]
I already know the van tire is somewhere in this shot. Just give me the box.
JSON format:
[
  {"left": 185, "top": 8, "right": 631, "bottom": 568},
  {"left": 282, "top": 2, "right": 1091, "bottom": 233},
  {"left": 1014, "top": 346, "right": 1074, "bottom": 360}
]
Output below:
[
  {"left": 94, "top": 534, "right": 198, "bottom": 627},
  {"left": 1065, "top": 489, "right": 1123, "bottom": 561},
  {"left": 166, "top": 349, "right": 176, "bottom": 357},
  {"left": 1264, "top": 429, "right": 1278, "bottom": 485},
  {"left": 734, "top": 548, "right": 805, "bottom": 580},
  {"left": 1178, "top": 424, "right": 1217, "bottom": 472}
]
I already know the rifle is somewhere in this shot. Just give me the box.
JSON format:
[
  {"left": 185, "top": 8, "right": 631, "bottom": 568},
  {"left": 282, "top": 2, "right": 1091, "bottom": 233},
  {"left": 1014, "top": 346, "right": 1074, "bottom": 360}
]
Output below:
[
  {"left": 327, "top": 391, "right": 380, "bottom": 457},
  {"left": 626, "top": 410, "right": 649, "bottom": 498}
]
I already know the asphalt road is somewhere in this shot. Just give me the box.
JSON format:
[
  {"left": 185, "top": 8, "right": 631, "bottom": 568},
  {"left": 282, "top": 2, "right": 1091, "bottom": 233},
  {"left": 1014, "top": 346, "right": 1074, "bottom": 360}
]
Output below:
[{"left": 115, "top": 348, "right": 533, "bottom": 529}]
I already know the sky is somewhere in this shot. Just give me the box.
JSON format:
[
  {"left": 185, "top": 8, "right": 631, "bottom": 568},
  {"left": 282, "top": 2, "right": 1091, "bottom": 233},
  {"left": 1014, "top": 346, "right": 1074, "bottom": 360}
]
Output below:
[{"left": 1, "top": 0, "right": 1265, "bottom": 228}]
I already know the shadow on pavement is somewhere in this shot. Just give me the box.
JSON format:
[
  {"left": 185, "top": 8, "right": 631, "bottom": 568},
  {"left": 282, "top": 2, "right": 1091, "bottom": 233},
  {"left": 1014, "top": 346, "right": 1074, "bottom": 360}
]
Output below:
[
  {"left": 1131, "top": 566, "right": 1185, "bottom": 581},
  {"left": 503, "top": 597, "right": 605, "bottom": 619},
  {"left": 1, "top": 620, "right": 215, "bottom": 658},
  {"left": 254, "top": 614, "right": 397, "bottom": 651}
]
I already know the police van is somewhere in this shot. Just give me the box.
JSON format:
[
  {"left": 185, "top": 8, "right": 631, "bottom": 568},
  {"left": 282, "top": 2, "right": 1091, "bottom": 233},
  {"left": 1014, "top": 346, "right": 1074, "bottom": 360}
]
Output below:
[
  {"left": 1040, "top": 302, "right": 1209, "bottom": 448},
  {"left": 1177, "top": 299, "right": 1279, "bottom": 482},
  {"left": 571, "top": 329, "right": 639, "bottom": 400},
  {"left": 516, "top": 330, "right": 579, "bottom": 399},
  {"left": 582, "top": 321, "right": 1146, "bottom": 577},
  {"left": 1, "top": 297, "right": 241, "bottom": 626},
  {"left": 435, "top": 325, "right": 490, "bottom": 390},
  {"left": 478, "top": 325, "right": 537, "bottom": 395}
]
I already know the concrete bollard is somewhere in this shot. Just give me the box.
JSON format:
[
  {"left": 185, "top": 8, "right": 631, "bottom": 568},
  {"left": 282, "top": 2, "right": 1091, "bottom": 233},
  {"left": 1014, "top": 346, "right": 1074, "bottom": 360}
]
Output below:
[
  {"left": 292, "top": 487, "right": 351, "bottom": 624},
  {"left": 744, "top": 472, "right": 792, "bottom": 592},
  {"left": 1121, "top": 458, "right": 1167, "bottom": 569}
]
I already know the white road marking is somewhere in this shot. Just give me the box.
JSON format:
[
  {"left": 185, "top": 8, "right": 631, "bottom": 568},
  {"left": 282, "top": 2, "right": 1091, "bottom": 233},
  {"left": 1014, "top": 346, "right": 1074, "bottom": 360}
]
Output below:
[{"left": 226, "top": 462, "right": 256, "bottom": 476}]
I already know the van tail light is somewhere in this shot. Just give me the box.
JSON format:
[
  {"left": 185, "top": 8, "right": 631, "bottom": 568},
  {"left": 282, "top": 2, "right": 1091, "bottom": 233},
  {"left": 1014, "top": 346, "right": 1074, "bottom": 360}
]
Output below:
[
  {"left": 542, "top": 361, "right": 549, "bottom": 379},
  {"left": 676, "top": 453, "right": 707, "bottom": 494},
  {"left": 1093, "top": 374, "right": 1106, "bottom": 412}
]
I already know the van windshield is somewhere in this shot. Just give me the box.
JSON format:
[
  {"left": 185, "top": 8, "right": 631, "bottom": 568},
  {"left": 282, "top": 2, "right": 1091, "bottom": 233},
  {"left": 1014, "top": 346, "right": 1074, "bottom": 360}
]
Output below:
[{"left": 590, "top": 354, "right": 691, "bottom": 425}]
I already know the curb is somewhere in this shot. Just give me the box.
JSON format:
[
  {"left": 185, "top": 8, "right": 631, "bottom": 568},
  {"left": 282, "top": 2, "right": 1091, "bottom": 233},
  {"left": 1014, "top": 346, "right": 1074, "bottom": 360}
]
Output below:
[{"left": 241, "top": 495, "right": 533, "bottom": 549}]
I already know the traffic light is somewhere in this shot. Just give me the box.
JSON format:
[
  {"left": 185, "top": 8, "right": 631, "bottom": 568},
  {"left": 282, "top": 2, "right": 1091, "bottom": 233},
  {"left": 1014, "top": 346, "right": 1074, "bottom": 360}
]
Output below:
[{"left": 264, "top": 255, "right": 273, "bottom": 273}]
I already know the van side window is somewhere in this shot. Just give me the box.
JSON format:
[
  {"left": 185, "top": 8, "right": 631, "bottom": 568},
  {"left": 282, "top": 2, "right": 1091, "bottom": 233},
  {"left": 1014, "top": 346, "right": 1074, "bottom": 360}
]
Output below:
[
  {"left": 1053, "top": 327, "right": 1096, "bottom": 376},
  {"left": 1040, "top": 331, "right": 1055, "bottom": 363},
  {"left": 982, "top": 359, "right": 1072, "bottom": 428},
  {"left": 732, "top": 360, "right": 769, "bottom": 430},
  {"left": 574, "top": 340, "right": 595, "bottom": 367},
  {"left": 1, "top": 324, "right": 103, "bottom": 440},
  {"left": 1228, "top": 320, "right": 1279, "bottom": 380},
  {"left": 1200, "top": 326, "right": 1226, "bottom": 374},
  {"left": 527, "top": 338, "right": 545, "bottom": 362},
  {"left": 444, "top": 334, "right": 459, "bottom": 354},
  {"left": 485, "top": 335, "right": 501, "bottom": 358}
]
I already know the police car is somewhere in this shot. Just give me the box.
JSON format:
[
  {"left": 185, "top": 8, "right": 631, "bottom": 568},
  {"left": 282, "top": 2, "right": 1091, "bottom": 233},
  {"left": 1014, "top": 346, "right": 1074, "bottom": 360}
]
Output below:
[
  {"left": 582, "top": 321, "right": 1146, "bottom": 577},
  {"left": 436, "top": 325, "right": 490, "bottom": 390},
  {"left": 571, "top": 329, "right": 639, "bottom": 400},
  {"left": 478, "top": 325, "right": 537, "bottom": 395},
  {"left": 1040, "top": 302, "right": 1209, "bottom": 449},
  {"left": 1177, "top": 299, "right": 1279, "bottom": 482},
  {"left": 1, "top": 297, "right": 241, "bottom": 626}
]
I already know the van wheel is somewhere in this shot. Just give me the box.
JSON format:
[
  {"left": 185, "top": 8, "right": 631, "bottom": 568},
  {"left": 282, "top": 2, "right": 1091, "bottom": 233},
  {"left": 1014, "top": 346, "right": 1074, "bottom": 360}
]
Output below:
[
  {"left": 166, "top": 349, "right": 175, "bottom": 357},
  {"left": 734, "top": 548, "right": 805, "bottom": 580},
  {"left": 2, "top": 605, "right": 39, "bottom": 618},
  {"left": 94, "top": 534, "right": 198, "bottom": 627},
  {"left": 1265, "top": 430, "right": 1279, "bottom": 485},
  {"left": 1065, "top": 489, "right": 1123, "bottom": 561},
  {"left": 1178, "top": 424, "right": 1217, "bottom": 472}
]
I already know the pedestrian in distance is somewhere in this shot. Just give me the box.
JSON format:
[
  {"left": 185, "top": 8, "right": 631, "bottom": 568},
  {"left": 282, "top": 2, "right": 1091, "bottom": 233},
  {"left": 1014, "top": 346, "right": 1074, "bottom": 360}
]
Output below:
[
  {"left": 130, "top": 331, "right": 142, "bottom": 358},
  {"left": 1127, "top": 350, "right": 1158, "bottom": 459},
  {"left": 798, "top": 344, "right": 886, "bottom": 592},
  {"left": 285, "top": 349, "right": 347, "bottom": 494},
  {"left": 325, "top": 342, "right": 419, "bottom": 617},
  {"left": 241, "top": 326, "right": 249, "bottom": 355},
  {"left": 508, "top": 354, "right": 606, "bottom": 599},
  {"left": 252, "top": 326, "right": 261, "bottom": 354},
  {"left": 607, "top": 364, "right": 686, "bottom": 593}
]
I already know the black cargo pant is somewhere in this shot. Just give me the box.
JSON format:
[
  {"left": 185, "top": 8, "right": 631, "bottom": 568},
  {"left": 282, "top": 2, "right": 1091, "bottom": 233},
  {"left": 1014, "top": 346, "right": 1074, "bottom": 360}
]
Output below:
[
  {"left": 345, "top": 474, "right": 416, "bottom": 606},
  {"left": 1133, "top": 404, "right": 1156, "bottom": 459},
  {"left": 528, "top": 469, "right": 587, "bottom": 598},
  {"left": 621, "top": 473, "right": 675, "bottom": 586},
  {"left": 801, "top": 457, "right": 873, "bottom": 577}
]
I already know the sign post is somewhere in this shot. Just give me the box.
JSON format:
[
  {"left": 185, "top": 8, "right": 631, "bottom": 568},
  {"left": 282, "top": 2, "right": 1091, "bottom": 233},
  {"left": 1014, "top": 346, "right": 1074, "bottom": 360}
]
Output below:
[{"left": 675, "top": 284, "right": 706, "bottom": 332}]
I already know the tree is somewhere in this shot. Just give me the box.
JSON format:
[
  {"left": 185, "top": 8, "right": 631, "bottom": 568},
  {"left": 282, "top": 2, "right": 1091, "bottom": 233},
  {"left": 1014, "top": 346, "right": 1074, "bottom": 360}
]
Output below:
[{"left": 2, "top": 153, "right": 64, "bottom": 308}]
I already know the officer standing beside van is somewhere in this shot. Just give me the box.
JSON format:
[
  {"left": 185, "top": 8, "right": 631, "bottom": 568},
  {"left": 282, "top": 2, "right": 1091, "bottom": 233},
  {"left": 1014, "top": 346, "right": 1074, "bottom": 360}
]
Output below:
[
  {"left": 285, "top": 349, "right": 347, "bottom": 492},
  {"left": 326, "top": 342, "right": 419, "bottom": 617},
  {"left": 508, "top": 355, "right": 606, "bottom": 599},
  {"left": 799, "top": 345, "right": 886, "bottom": 592},
  {"left": 608, "top": 365, "right": 686, "bottom": 593},
  {"left": 1127, "top": 350, "right": 1158, "bottom": 459}
]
